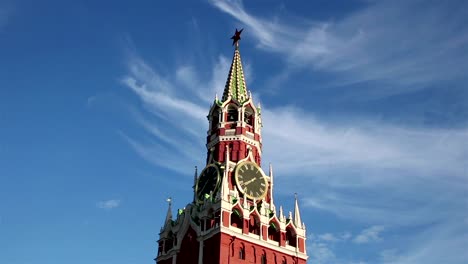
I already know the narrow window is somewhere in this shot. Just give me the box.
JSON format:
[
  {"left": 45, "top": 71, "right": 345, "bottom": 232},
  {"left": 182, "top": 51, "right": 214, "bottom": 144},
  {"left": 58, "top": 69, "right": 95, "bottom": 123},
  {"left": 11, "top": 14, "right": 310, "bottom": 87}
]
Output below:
[
  {"left": 244, "top": 107, "right": 254, "bottom": 126},
  {"left": 211, "top": 109, "right": 219, "bottom": 131},
  {"left": 239, "top": 247, "right": 245, "bottom": 260},
  {"left": 261, "top": 253, "right": 267, "bottom": 264}
]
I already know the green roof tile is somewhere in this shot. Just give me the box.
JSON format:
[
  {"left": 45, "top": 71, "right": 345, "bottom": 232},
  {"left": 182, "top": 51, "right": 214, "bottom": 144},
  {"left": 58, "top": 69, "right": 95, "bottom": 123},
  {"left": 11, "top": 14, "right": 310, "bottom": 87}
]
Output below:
[{"left": 222, "top": 47, "right": 249, "bottom": 103}]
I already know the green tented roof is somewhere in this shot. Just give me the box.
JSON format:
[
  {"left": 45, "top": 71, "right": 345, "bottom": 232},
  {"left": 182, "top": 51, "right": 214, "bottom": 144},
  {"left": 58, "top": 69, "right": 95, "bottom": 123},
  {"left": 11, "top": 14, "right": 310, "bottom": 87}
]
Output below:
[{"left": 221, "top": 47, "right": 249, "bottom": 103}]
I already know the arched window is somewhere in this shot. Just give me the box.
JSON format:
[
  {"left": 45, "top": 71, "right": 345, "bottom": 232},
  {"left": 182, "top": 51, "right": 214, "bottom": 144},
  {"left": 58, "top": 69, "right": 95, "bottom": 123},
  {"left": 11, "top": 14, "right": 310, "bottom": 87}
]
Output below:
[
  {"left": 238, "top": 246, "right": 245, "bottom": 260},
  {"left": 165, "top": 231, "right": 174, "bottom": 251},
  {"left": 230, "top": 209, "right": 243, "bottom": 229},
  {"left": 244, "top": 107, "right": 254, "bottom": 126},
  {"left": 211, "top": 108, "right": 220, "bottom": 131},
  {"left": 261, "top": 252, "right": 267, "bottom": 264},
  {"left": 227, "top": 105, "right": 238, "bottom": 122},
  {"left": 282, "top": 257, "right": 287, "bottom": 264},
  {"left": 249, "top": 214, "right": 260, "bottom": 235},
  {"left": 286, "top": 227, "right": 297, "bottom": 247},
  {"left": 157, "top": 240, "right": 164, "bottom": 255}
]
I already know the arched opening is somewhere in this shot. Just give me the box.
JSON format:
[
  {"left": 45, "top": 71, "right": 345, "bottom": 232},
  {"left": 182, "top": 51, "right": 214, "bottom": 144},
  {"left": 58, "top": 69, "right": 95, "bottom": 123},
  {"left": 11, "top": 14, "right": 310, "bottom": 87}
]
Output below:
[
  {"left": 249, "top": 214, "right": 260, "bottom": 235},
  {"left": 205, "top": 209, "right": 220, "bottom": 230},
  {"left": 268, "top": 221, "right": 280, "bottom": 242},
  {"left": 211, "top": 108, "right": 220, "bottom": 131},
  {"left": 165, "top": 231, "right": 174, "bottom": 252},
  {"left": 157, "top": 240, "right": 164, "bottom": 255},
  {"left": 282, "top": 257, "right": 287, "bottom": 264},
  {"left": 227, "top": 105, "right": 238, "bottom": 122},
  {"left": 244, "top": 106, "right": 254, "bottom": 129},
  {"left": 230, "top": 208, "right": 243, "bottom": 229},
  {"left": 176, "top": 227, "right": 199, "bottom": 264},
  {"left": 261, "top": 251, "right": 267, "bottom": 264},
  {"left": 238, "top": 244, "right": 245, "bottom": 260},
  {"left": 285, "top": 226, "right": 297, "bottom": 247}
]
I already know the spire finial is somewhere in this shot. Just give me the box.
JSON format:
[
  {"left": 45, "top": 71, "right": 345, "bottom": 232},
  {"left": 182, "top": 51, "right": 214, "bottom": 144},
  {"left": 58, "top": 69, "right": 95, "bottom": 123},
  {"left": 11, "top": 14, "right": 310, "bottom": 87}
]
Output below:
[
  {"left": 231, "top": 28, "right": 243, "bottom": 48},
  {"left": 164, "top": 197, "right": 173, "bottom": 227}
]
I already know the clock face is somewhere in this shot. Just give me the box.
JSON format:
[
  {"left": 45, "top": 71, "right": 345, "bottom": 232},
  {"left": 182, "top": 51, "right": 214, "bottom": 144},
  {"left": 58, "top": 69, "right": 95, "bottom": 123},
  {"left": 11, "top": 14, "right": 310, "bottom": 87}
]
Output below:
[
  {"left": 234, "top": 161, "right": 268, "bottom": 200},
  {"left": 196, "top": 164, "right": 220, "bottom": 202}
]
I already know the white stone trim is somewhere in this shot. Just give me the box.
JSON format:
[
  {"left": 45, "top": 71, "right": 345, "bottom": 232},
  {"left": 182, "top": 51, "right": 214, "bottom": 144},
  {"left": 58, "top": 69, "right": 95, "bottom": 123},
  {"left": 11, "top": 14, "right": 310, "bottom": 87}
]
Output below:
[
  {"left": 206, "top": 135, "right": 262, "bottom": 156},
  {"left": 245, "top": 131, "right": 254, "bottom": 140},
  {"left": 219, "top": 226, "right": 308, "bottom": 260}
]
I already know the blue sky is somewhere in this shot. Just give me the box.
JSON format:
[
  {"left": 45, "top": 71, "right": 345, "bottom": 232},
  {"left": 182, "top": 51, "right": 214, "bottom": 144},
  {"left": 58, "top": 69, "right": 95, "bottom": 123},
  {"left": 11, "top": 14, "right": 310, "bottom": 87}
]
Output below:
[{"left": 1, "top": 0, "right": 467, "bottom": 263}]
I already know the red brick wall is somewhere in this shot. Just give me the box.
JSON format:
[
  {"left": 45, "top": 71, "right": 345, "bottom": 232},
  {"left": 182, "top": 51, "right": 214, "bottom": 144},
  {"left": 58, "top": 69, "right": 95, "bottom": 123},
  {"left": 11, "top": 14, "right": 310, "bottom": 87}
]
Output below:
[{"left": 218, "top": 232, "right": 306, "bottom": 264}]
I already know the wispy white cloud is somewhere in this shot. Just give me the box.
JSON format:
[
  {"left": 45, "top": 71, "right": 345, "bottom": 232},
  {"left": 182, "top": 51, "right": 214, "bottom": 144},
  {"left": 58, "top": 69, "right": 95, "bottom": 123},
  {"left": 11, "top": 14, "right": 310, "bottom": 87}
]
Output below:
[
  {"left": 96, "top": 199, "right": 121, "bottom": 210},
  {"left": 262, "top": 107, "right": 467, "bottom": 178},
  {"left": 119, "top": 50, "right": 230, "bottom": 176},
  {"left": 315, "top": 231, "right": 352, "bottom": 243},
  {"left": 86, "top": 95, "right": 96, "bottom": 107},
  {"left": 380, "top": 220, "right": 468, "bottom": 264},
  {"left": 210, "top": 0, "right": 468, "bottom": 95},
  {"left": 353, "top": 225, "right": 385, "bottom": 244},
  {"left": 309, "top": 228, "right": 379, "bottom": 263},
  {"left": 309, "top": 241, "right": 337, "bottom": 264},
  {"left": 318, "top": 233, "right": 340, "bottom": 242}
]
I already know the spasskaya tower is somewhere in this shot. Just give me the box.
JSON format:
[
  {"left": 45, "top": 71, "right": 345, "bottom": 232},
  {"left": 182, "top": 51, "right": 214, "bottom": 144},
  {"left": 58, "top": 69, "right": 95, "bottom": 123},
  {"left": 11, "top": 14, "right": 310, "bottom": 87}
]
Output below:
[{"left": 155, "top": 29, "right": 308, "bottom": 264}]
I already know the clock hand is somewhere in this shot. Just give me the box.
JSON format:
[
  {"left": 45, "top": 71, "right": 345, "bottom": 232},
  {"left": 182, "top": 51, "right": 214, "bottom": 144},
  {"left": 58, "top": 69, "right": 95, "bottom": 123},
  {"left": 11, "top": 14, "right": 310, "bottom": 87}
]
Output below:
[
  {"left": 200, "top": 181, "right": 209, "bottom": 193},
  {"left": 244, "top": 178, "right": 256, "bottom": 185}
]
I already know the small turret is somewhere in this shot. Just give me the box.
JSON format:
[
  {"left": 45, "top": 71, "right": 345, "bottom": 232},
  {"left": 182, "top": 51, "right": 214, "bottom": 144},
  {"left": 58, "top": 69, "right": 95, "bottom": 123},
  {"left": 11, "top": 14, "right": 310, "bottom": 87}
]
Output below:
[
  {"left": 279, "top": 205, "right": 285, "bottom": 222},
  {"left": 164, "top": 197, "right": 173, "bottom": 228}
]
